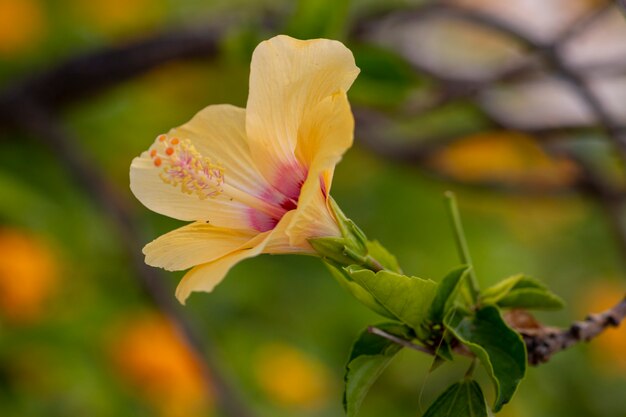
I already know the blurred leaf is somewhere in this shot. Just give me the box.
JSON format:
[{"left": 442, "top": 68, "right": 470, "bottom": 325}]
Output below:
[
  {"left": 344, "top": 323, "right": 410, "bottom": 417},
  {"left": 346, "top": 266, "right": 438, "bottom": 334},
  {"left": 0, "top": 171, "right": 58, "bottom": 225},
  {"left": 392, "top": 102, "right": 487, "bottom": 145},
  {"left": 423, "top": 380, "right": 488, "bottom": 417},
  {"left": 430, "top": 131, "right": 580, "bottom": 188},
  {"left": 350, "top": 44, "right": 421, "bottom": 107},
  {"left": 428, "top": 265, "right": 471, "bottom": 323},
  {"left": 482, "top": 275, "right": 564, "bottom": 310},
  {"left": 286, "top": 0, "right": 350, "bottom": 39},
  {"left": 444, "top": 306, "right": 526, "bottom": 412}
]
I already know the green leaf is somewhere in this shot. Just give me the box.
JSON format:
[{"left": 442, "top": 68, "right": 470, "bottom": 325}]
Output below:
[
  {"left": 344, "top": 323, "right": 410, "bottom": 417},
  {"left": 444, "top": 306, "right": 527, "bottom": 412},
  {"left": 346, "top": 266, "right": 438, "bottom": 333},
  {"left": 481, "top": 274, "right": 525, "bottom": 304},
  {"left": 366, "top": 240, "right": 402, "bottom": 273},
  {"left": 423, "top": 380, "right": 488, "bottom": 417},
  {"left": 482, "top": 275, "right": 564, "bottom": 310},
  {"left": 498, "top": 288, "right": 564, "bottom": 310},
  {"left": 428, "top": 265, "right": 471, "bottom": 323},
  {"left": 325, "top": 262, "right": 397, "bottom": 320}
]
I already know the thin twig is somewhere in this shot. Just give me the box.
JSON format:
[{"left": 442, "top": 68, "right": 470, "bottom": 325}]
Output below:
[{"left": 367, "top": 326, "right": 435, "bottom": 355}]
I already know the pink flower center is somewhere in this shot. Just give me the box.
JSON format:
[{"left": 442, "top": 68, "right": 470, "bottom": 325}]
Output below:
[{"left": 248, "top": 163, "right": 307, "bottom": 232}]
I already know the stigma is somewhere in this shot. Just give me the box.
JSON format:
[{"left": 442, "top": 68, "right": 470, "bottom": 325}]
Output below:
[{"left": 149, "top": 134, "right": 225, "bottom": 200}]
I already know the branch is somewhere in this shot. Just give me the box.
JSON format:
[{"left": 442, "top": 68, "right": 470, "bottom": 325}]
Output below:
[
  {"left": 520, "top": 295, "right": 626, "bottom": 365},
  {"left": 368, "top": 295, "right": 626, "bottom": 367},
  {"left": 0, "top": 23, "right": 227, "bottom": 127}
]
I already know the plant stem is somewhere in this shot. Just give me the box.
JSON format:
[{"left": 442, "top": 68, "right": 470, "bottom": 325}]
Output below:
[
  {"left": 367, "top": 326, "right": 434, "bottom": 355},
  {"left": 444, "top": 191, "right": 480, "bottom": 302}
]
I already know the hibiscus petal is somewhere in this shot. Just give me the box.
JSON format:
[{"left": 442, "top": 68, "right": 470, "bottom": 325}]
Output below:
[
  {"left": 287, "top": 92, "right": 355, "bottom": 247},
  {"left": 175, "top": 211, "right": 301, "bottom": 304},
  {"left": 246, "top": 35, "right": 359, "bottom": 195},
  {"left": 295, "top": 91, "right": 354, "bottom": 192},
  {"left": 175, "top": 233, "right": 268, "bottom": 304},
  {"left": 169, "top": 104, "right": 269, "bottom": 196},
  {"left": 143, "top": 222, "right": 257, "bottom": 271},
  {"left": 130, "top": 105, "right": 270, "bottom": 230}
]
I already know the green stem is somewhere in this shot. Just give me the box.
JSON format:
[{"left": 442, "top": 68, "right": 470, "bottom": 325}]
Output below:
[
  {"left": 344, "top": 247, "right": 384, "bottom": 272},
  {"left": 444, "top": 191, "right": 480, "bottom": 302}
]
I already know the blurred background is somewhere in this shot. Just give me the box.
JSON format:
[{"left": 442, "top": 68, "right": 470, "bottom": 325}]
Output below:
[{"left": 1, "top": 0, "right": 626, "bottom": 416}]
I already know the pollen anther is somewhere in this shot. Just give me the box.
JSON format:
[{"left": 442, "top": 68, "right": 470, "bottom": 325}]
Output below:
[{"left": 149, "top": 137, "right": 225, "bottom": 200}]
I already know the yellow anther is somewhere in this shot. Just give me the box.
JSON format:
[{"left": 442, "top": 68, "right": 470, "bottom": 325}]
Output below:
[{"left": 156, "top": 139, "right": 225, "bottom": 200}]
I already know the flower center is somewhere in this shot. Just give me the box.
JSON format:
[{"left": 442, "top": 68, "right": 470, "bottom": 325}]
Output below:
[
  {"left": 149, "top": 134, "right": 289, "bottom": 229},
  {"left": 149, "top": 135, "right": 225, "bottom": 200}
]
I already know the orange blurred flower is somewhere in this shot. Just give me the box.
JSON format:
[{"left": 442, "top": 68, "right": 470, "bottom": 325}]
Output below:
[
  {"left": 70, "top": 0, "right": 165, "bottom": 36},
  {"left": 581, "top": 281, "right": 626, "bottom": 374},
  {"left": 108, "top": 313, "right": 213, "bottom": 417},
  {"left": 254, "top": 342, "right": 333, "bottom": 410},
  {"left": 0, "top": 228, "right": 59, "bottom": 323},
  {"left": 0, "top": 0, "right": 46, "bottom": 57},
  {"left": 430, "top": 131, "right": 579, "bottom": 188}
]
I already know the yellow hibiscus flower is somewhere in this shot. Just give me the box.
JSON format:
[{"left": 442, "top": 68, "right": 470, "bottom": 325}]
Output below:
[{"left": 130, "top": 35, "right": 360, "bottom": 304}]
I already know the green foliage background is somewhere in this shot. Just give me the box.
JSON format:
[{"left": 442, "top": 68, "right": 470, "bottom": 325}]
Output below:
[{"left": 1, "top": 0, "right": 625, "bottom": 416}]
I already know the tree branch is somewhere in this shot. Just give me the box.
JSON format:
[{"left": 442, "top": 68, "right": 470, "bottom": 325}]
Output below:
[
  {"left": 368, "top": 294, "right": 626, "bottom": 367},
  {"left": 521, "top": 295, "right": 626, "bottom": 365},
  {"left": 0, "top": 23, "right": 227, "bottom": 127}
]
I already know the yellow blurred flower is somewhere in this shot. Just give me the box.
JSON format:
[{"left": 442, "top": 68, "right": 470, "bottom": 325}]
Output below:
[
  {"left": 430, "top": 131, "right": 579, "bottom": 188},
  {"left": 108, "top": 313, "right": 213, "bottom": 417},
  {"left": 0, "top": 0, "right": 45, "bottom": 57},
  {"left": 130, "top": 35, "right": 360, "bottom": 303},
  {"left": 581, "top": 281, "right": 626, "bottom": 374},
  {"left": 0, "top": 228, "right": 59, "bottom": 323},
  {"left": 70, "top": 0, "right": 165, "bottom": 36},
  {"left": 254, "top": 343, "right": 333, "bottom": 410}
]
